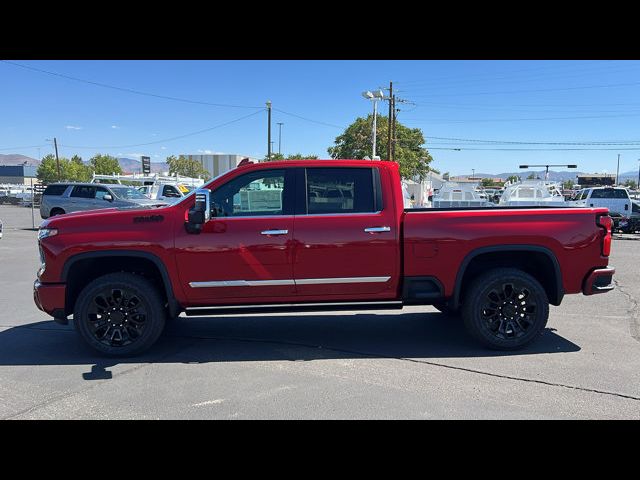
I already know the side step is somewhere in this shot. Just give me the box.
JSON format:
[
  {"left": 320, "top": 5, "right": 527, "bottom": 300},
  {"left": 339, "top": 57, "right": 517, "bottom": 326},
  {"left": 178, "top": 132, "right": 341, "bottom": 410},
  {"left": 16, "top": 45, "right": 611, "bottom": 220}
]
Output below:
[{"left": 184, "top": 301, "right": 404, "bottom": 316}]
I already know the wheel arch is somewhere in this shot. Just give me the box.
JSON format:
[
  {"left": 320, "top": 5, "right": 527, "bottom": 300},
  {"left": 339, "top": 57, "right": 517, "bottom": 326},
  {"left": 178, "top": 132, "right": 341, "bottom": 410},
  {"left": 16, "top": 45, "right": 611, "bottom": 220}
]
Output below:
[
  {"left": 62, "top": 250, "right": 180, "bottom": 318},
  {"left": 451, "top": 245, "right": 563, "bottom": 310}
]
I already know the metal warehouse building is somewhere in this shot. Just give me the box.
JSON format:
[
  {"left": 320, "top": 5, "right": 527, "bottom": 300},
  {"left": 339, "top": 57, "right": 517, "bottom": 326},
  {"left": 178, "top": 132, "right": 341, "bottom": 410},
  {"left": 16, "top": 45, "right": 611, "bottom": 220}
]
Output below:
[
  {"left": 0, "top": 165, "right": 38, "bottom": 185},
  {"left": 182, "top": 154, "right": 261, "bottom": 178}
]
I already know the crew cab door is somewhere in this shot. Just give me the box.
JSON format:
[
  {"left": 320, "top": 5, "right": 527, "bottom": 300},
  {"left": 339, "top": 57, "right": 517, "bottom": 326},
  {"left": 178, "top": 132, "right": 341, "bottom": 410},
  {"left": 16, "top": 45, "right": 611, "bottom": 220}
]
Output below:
[
  {"left": 292, "top": 166, "right": 399, "bottom": 299},
  {"left": 174, "top": 168, "right": 296, "bottom": 303}
]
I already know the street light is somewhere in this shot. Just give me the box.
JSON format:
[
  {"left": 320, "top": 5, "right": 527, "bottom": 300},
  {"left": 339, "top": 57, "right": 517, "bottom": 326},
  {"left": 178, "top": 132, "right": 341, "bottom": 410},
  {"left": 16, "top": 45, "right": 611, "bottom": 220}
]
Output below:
[
  {"left": 519, "top": 164, "right": 577, "bottom": 181},
  {"left": 362, "top": 89, "right": 386, "bottom": 159},
  {"left": 277, "top": 122, "right": 284, "bottom": 155}
]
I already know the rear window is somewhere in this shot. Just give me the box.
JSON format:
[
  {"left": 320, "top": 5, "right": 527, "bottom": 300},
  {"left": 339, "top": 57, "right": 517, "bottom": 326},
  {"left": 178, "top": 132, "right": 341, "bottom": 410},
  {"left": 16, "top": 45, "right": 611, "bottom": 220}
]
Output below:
[
  {"left": 590, "top": 188, "right": 629, "bottom": 199},
  {"left": 43, "top": 184, "right": 68, "bottom": 196},
  {"left": 305, "top": 167, "right": 376, "bottom": 214}
]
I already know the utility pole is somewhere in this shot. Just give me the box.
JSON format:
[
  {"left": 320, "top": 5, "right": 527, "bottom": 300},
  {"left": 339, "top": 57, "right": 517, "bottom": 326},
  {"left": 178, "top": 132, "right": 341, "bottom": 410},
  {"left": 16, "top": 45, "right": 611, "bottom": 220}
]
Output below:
[
  {"left": 616, "top": 153, "right": 621, "bottom": 185},
  {"left": 387, "top": 81, "right": 393, "bottom": 161},
  {"left": 53, "top": 137, "right": 60, "bottom": 181},
  {"left": 391, "top": 95, "right": 397, "bottom": 162},
  {"left": 277, "top": 122, "right": 284, "bottom": 155},
  {"left": 266, "top": 100, "right": 272, "bottom": 160}
]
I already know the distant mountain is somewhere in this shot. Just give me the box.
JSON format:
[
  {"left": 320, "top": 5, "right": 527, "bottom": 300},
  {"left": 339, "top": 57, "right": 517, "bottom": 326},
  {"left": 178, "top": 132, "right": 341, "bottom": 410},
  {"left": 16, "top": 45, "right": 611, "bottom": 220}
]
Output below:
[{"left": 0, "top": 154, "right": 39, "bottom": 166}]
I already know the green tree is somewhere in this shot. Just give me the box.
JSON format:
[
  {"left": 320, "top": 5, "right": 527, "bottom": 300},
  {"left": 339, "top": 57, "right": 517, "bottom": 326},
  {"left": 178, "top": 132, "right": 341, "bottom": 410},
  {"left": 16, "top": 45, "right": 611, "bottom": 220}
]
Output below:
[
  {"left": 623, "top": 179, "right": 637, "bottom": 189},
  {"left": 70, "top": 154, "right": 92, "bottom": 182},
  {"left": 90, "top": 154, "right": 122, "bottom": 175},
  {"left": 562, "top": 179, "right": 575, "bottom": 190},
  {"left": 506, "top": 175, "right": 520, "bottom": 183},
  {"left": 481, "top": 178, "right": 494, "bottom": 187},
  {"left": 166, "top": 155, "right": 211, "bottom": 181},
  {"left": 526, "top": 172, "right": 539, "bottom": 180},
  {"left": 327, "top": 114, "right": 433, "bottom": 180},
  {"left": 264, "top": 153, "right": 319, "bottom": 161}
]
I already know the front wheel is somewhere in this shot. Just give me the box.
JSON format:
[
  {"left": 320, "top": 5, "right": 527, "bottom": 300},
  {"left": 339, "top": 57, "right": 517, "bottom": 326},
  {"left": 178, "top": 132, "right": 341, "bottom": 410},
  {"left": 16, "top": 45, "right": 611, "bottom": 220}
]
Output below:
[
  {"left": 461, "top": 268, "right": 549, "bottom": 350},
  {"left": 73, "top": 273, "right": 166, "bottom": 356}
]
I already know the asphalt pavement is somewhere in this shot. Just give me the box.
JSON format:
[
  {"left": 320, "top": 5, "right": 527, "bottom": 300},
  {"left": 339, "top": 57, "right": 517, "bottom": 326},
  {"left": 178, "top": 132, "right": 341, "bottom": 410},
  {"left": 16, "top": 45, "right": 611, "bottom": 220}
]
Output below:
[{"left": 1, "top": 204, "right": 639, "bottom": 419}]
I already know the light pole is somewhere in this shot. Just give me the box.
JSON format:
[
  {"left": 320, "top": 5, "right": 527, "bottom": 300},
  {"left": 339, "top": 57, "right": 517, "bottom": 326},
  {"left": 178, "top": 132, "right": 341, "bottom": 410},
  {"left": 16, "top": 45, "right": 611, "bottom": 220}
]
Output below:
[
  {"left": 637, "top": 159, "right": 640, "bottom": 193},
  {"left": 362, "top": 89, "right": 386, "bottom": 159},
  {"left": 472, "top": 169, "right": 475, "bottom": 180},
  {"left": 616, "top": 153, "right": 621, "bottom": 185},
  {"left": 519, "top": 164, "right": 577, "bottom": 181},
  {"left": 277, "top": 122, "right": 284, "bottom": 155}
]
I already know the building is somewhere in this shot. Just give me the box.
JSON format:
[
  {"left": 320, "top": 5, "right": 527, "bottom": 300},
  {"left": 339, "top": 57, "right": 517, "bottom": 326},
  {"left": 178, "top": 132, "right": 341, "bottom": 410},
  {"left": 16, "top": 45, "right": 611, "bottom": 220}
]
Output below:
[
  {"left": 182, "top": 154, "right": 261, "bottom": 178},
  {"left": 577, "top": 174, "right": 615, "bottom": 187},
  {"left": 0, "top": 165, "right": 38, "bottom": 185}
]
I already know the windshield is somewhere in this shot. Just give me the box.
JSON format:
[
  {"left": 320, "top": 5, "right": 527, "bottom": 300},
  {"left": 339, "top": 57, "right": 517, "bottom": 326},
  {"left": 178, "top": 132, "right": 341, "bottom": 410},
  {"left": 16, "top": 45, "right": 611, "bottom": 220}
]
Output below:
[{"left": 111, "top": 186, "right": 151, "bottom": 200}]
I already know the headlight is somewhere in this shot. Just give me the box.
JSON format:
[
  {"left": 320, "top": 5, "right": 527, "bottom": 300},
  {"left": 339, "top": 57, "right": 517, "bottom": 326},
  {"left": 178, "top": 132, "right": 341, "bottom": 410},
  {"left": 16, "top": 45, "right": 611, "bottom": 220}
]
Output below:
[{"left": 38, "top": 228, "right": 58, "bottom": 241}]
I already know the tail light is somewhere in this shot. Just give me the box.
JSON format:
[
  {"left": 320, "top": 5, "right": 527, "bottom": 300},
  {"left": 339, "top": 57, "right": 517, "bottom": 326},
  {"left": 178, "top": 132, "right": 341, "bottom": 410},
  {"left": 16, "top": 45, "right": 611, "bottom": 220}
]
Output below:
[{"left": 597, "top": 215, "right": 612, "bottom": 256}]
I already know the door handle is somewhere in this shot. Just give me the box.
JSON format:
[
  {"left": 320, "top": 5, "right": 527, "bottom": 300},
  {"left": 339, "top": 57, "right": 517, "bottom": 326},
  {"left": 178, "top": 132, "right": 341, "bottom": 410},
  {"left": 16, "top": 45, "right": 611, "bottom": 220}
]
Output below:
[
  {"left": 261, "top": 229, "right": 289, "bottom": 235},
  {"left": 364, "top": 226, "right": 391, "bottom": 233}
]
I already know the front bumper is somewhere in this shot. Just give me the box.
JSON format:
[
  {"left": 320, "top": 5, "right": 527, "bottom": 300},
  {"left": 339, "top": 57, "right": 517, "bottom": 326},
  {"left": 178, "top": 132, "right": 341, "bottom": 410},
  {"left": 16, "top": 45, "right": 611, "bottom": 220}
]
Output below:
[
  {"left": 33, "top": 280, "right": 67, "bottom": 323},
  {"left": 582, "top": 266, "right": 615, "bottom": 295}
]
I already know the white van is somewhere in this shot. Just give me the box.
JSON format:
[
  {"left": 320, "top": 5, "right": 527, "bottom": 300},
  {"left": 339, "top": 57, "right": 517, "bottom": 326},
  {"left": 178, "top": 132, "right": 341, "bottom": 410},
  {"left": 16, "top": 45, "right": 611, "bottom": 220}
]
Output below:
[{"left": 569, "top": 187, "right": 632, "bottom": 216}]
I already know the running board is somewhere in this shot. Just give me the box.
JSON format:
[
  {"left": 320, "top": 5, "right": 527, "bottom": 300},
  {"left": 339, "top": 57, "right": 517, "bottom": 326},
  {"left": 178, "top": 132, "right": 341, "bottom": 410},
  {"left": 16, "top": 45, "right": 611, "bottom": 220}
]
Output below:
[{"left": 184, "top": 301, "right": 404, "bottom": 316}]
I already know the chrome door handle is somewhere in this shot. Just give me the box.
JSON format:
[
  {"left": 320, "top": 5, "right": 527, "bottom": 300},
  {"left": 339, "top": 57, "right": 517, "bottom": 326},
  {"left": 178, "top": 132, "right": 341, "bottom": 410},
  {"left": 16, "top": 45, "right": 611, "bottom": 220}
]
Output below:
[
  {"left": 261, "top": 229, "right": 289, "bottom": 235},
  {"left": 364, "top": 226, "right": 391, "bottom": 233}
]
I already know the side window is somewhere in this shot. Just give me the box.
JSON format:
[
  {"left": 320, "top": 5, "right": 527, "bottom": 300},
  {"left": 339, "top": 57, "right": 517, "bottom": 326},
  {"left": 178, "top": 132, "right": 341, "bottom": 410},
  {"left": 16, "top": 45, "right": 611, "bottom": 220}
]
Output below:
[
  {"left": 305, "top": 167, "right": 376, "bottom": 214},
  {"left": 162, "top": 185, "right": 182, "bottom": 198},
  {"left": 43, "top": 184, "right": 69, "bottom": 196},
  {"left": 70, "top": 186, "right": 96, "bottom": 199},
  {"left": 95, "top": 187, "right": 110, "bottom": 200},
  {"left": 211, "top": 169, "right": 289, "bottom": 217}
]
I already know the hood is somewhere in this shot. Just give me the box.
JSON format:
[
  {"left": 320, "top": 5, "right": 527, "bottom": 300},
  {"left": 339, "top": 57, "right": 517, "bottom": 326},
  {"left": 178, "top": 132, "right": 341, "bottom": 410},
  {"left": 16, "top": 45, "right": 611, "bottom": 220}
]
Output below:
[{"left": 41, "top": 203, "right": 170, "bottom": 230}]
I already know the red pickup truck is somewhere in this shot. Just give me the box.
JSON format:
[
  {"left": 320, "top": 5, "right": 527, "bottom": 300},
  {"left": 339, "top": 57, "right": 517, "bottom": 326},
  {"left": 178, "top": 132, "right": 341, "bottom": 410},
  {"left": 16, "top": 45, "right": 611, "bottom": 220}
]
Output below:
[{"left": 34, "top": 159, "right": 615, "bottom": 356}]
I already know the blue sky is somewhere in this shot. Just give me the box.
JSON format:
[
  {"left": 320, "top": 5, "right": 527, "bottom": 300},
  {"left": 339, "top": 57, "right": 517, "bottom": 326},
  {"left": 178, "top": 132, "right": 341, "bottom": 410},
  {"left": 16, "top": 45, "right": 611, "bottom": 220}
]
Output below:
[{"left": 2, "top": 60, "right": 640, "bottom": 176}]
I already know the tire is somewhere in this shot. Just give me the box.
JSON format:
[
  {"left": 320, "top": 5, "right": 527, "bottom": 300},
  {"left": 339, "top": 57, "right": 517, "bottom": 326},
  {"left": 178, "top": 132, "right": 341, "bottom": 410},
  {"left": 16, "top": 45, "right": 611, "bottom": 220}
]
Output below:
[
  {"left": 433, "top": 302, "right": 459, "bottom": 316},
  {"left": 73, "top": 272, "right": 166, "bottom": 357},
  {"left": 50, "top": 208, "right": 65, "bottom": 216},
  {"left": 461, "top": 268, "right": 549, "bottom": 350}
]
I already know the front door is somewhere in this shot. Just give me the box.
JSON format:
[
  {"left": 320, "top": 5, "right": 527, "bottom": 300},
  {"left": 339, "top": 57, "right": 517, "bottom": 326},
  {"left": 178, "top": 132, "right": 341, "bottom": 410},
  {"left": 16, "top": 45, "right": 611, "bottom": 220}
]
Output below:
[
  {"left": 175, "top": 168, "right": 296, "bottom": 304},
  {"left": 292, "top": 166, "right": 399, "bottom": 300}
]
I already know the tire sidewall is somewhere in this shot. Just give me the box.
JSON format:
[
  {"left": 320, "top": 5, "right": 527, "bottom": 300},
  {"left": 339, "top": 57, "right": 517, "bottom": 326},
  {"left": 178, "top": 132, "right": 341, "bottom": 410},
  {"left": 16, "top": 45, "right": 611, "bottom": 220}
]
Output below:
[
  {"left": 73, "top": 273, "right": 166, "bottom": 356},
  {"left": 463, "top": 269, "right": 549, "bottom": 350}
]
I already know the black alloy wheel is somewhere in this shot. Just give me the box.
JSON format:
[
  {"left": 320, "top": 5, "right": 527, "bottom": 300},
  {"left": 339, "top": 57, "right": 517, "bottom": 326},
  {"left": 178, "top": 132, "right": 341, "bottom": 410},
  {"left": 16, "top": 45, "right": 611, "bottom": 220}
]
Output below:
[
  {"left": 462, "top": 268, "right": 549, "bottom": 350},
  {"left": 74, "top": 273, "right": 166, "bottom": 356}
]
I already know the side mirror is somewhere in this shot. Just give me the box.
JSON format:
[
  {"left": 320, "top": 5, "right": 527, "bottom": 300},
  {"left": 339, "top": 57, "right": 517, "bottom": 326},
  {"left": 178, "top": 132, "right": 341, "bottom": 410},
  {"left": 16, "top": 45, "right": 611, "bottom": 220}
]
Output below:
[
  {"left": 103, "top": 194, "right": 113, "bottom": 202},
  {"left": 186, "top": 188, "right": 211, "bottom": 234}
]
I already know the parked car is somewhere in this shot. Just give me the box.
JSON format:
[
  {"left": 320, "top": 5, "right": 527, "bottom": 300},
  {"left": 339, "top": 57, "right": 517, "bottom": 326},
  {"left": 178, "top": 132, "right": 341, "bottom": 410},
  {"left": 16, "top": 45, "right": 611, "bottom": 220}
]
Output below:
[
  {"left": 568, "top": 186, "right": 632, "bottom": 216},
  {"left": 137, "top": 183, "right": 189, "bottom": 204},
  {"left": 34, "top": 159, "right": 615, "bottom": 356},
  {"left": 40, "top": 183, "right": 168, "bottom": 219},
  {"left": 614, "top": 200, "right": 640, "bottom": 233}
]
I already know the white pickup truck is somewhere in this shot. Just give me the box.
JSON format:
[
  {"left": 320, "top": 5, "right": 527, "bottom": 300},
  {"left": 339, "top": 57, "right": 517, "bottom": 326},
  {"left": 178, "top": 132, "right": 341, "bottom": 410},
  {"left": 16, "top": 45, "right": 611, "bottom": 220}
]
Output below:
[{"left": 569, "top": 186, "right": 632, "bottom": 216}]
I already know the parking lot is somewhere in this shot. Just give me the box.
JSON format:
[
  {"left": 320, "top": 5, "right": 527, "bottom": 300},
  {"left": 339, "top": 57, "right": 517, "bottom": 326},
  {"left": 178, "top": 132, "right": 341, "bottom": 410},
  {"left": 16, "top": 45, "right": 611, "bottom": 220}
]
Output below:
[{"left": 1, "top": 203, "right": 639, "bottom": 419}]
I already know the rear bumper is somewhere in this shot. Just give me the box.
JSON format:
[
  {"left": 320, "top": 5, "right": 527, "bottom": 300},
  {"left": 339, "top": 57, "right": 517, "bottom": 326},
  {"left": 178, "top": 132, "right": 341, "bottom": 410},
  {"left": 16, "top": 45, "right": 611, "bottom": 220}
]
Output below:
[
  {"left": 33, "top": 280, "right": 67, "bottom": 322},
  {"left": 582, "top": 266, "right": 615, "bottom": 295}
]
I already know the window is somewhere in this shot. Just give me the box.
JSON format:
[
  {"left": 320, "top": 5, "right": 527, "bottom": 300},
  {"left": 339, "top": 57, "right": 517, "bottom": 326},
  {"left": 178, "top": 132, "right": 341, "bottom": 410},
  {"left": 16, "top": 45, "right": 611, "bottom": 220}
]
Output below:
[
  {"left": 211, "top": 169, "right": 289, "bottom": 217},
  {"left": 162, "top": 185, "right": 182, "bottom": 198},
  {"left": 305, "top": 168, "right": 376, "bottom": 214},
  {"left": 70, "top": 186, "right": 96, "bottom": 199},
  {"left": 43, "top": 184, "right": 69, "bottom": 196},
  {"left": 590, "top": 188, "right": 629, "bottom": 199},
  {"left": 95, "top": 187, "right": 111, "bottom": 200}
]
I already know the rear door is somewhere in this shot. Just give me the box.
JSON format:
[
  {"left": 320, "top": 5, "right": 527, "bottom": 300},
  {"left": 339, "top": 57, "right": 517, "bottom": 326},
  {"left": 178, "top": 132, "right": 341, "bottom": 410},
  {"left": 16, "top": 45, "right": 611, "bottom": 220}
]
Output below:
[{"left": 292, "top": 166, "right": 398, "bottom": 299}]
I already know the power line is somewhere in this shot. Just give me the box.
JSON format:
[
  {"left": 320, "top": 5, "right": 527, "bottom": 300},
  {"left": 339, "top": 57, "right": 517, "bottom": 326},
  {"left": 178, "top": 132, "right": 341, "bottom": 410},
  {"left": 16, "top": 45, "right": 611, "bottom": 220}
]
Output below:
[
  {"left": 402, "top": 112, "right": 640, "bottom": 123},
  {"left": 428, "top": 146, "right": 640, "bottom": 151},
  {"left": 0, "top": 144, "right": 47, "bottom": 151},
  {"left": 0, "top": 60, "right": 264, "bottom": 109},
  {"left": 425, "top": 136, "right": 640, "bottom": 145},
  {"left": 59, "top": 110, "right": 264, "bottom": 150},
  {"left": 272, "top": 108, "right": 344, "bottom": 129}
]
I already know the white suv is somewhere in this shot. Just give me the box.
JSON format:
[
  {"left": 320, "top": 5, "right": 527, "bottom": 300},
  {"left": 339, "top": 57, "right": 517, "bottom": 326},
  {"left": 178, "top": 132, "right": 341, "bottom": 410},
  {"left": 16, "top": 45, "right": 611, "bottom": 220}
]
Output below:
[{"left": 569, "top": 187, "right": 632, "bottom": 216}]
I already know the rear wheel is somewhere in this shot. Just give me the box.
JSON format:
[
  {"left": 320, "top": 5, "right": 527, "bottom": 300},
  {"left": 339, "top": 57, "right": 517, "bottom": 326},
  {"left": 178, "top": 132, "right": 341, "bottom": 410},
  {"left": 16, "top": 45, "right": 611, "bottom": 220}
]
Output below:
[
  {"left": 73, "top": 273, "right": 166, "bottom": 356},
  {"left": 462, "top": 268, "right": 549, "bottom": 350}
]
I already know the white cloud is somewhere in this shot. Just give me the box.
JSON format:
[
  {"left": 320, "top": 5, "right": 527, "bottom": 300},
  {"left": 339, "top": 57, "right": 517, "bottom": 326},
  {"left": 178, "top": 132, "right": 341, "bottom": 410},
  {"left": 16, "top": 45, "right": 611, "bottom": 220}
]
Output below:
[
  {"left": 160, "top": 146, "right": 167, "bottom": 150},
  {"left": 126, "top": 152, "right": 146, "bottom": 158},
  {"left": 151, "top": 133, "right": 158, "bottom": 137},
  {"left": 111, "top": 125, "right": 120, "bottom": 129},
  {"left": 65, "top": 125, "right": 82, "bottom": 130}
]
